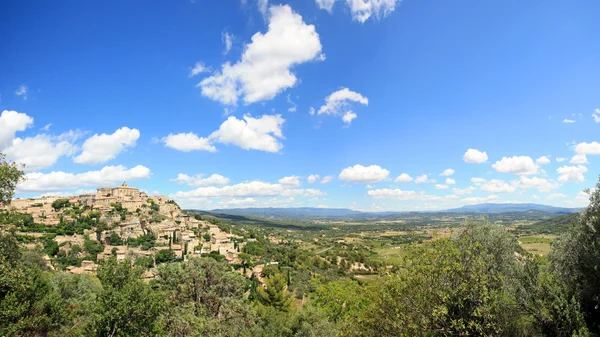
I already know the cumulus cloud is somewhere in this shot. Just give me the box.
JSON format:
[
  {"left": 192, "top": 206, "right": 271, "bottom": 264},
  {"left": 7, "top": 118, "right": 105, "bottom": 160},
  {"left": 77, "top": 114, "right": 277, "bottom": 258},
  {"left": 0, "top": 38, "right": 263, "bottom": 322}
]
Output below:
[
  {"left": 480, "top": 179, "right": 516, "bottom": 193},
  {"left": 492, "top": 156, "right": 538, "bottom": 175},
  {"left": 395, "top": 173, "right": 413, "bottom": 183},
  {"left": 562, "top": 119, "right": 575, "bottom": 124},
  {"left": 189, "top": 62, "right": 210, "bottom": 77},
  {"left": 463, "top": 149, "right": 488, "bottom": 163},
  {"left": 278, "top": 175, "right": 301, "bottom": 187},
  {"left": 536, "top": 156, "right": 550, "bottom": 165},
  {"left": 435, "top": 184, "right": 449, "bottom": 190},
  {"left": 18, "top": 165, "right": 151, "bottom": 192},
  {"left": 557, "top": 165, "right": 588, "bottom": 183},
  {"left": 317, "top": 88, "right": 368, "bottom": 125},
  {"left": 512, "top": 176, "right": 559, "bottom": 192},
  {"left": 556, "top": 157, "right": 566, "bottom": 162},
  {"left": 307, "top": 174, "right": 319, "bottom": 184},
  {"left": 547, "top": 193, "right": 567, "bottom": 199},
  {"left": 317, "top": 0, "right": 401, "bottom": 23},
  {"left": 342, "top": 111, "right": 358, "bottom": 125},
  {"left": 445, "top": 178, "right": 456, "bottom": 185},
  {"left": 570, "top": 141, "right": 600, "bottom": 164},
  {"left": 15, "top": 85, "right": 28, "bottom": 100},
  {"left": 339, "top": 164, "right": 389, "bottom": 183},
  {"left": 210, "top": 114, "right": 285, "bottom": 152},
  {"left": 73, "top": 127, "right": 140, "bottom": 164},
  {"left": 171, "top": 173, "right": 230, "bottom": 186},
  {"left": 199, "top": 5, "right": 323, "bottom": 105},
  {"left": 440, "top": 168, "right": 455, "bottom": 176},
  {"left": 570, "top": 154, "right": 588, "bottom": 164},
  {"left": 414, "top": 174, "right": 434, "bottom": 184},
  {"left": 593, "top": 108, "right": 600, "bottom": 123},
  {"left": 163, "top": 132, "right": 217, "bottom": 152},
  {"left": 0, "top": 110, "right": 34, "bottom": 148},
  {"left": 4, "top": 134, "right": 77, "bottom": 171},
  {"left": 320, "top": 176, "right": 333, "bottom": 184},
  {"left": 164, "top": 114, "right": 284, "bottom": 153}
]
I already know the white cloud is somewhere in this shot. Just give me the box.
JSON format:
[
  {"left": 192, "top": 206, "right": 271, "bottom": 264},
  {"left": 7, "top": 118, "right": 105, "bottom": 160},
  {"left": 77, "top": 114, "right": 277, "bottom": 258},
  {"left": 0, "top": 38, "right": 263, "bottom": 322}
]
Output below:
[
  {"left": 440, "top": 168, "right": 455, "bottom": 176},
  {"left": 562, "top": 119, "right": 575, "bottom": 124},
  {"left": 210, "top": 114, "right": 285, "bottom": 152},
  {"left": 17, "top": 165, "right": 151, "bottom": 192},
  {"left": 570, "top": 154, "right": 588, "bottom": 164},
  {"left": 367, "top": 189, "right": 442, "bottom": 201},
  {"left": 512, "top": 176, "right": 559, "bottom": 192},
  {"left": 287, "top": 94, "right": 297, "bottom": 112},
  {"left": 574, "top": 141, "right": 600, "bottom": 155},
  {"left": 317, "top": 88, "right": 368, "bottom": 125},
  {"left": 342, "top": 111, "right": 358, "bottom": 125},
  {"left": 4, "top": 134, "right": 77, "bottom": 171},
  {"left": 173, "top": 180, "right": 322, "bottom": 199},
  {"left": 480, "top": 179, "right": 516, "bottom": 193},
  {"left": 307, "top": 174, "right": 319, "bottom": 184},
  {"left": 532, "top": 194, "right": 540, "bottom": 200},
  {"left": 164, "top": 114, "right": 284, "bottom": 153},
  {"left": 556, "top": 157, "right": 566, "bottom": 162},
  {"left": 309, "top": 107, "right": 315, "bottom": 116},
  {"left": 199, "top": 5, "right": 323, "bottom": 105},
  {"left": 0, "top": 110, "right": 34, "bottom": 148},
  {"left": 278, "top": 175, "right": 301, "bottom": 187},
  {"left": 74, "top": 127, "right": 140, "bottom": 164},
  {"left": 222, "top": 31, "right": 234, "bottom": 55},
  {"left": 461, "top": 195, "right": 499, "bottom": 204},
  {"left": 547, "top": 193, "right": 567, "bottom": 199},
  {"left": 317, "top": 0, "right": 400, "bottom": 23},
  {"left": 536, "top": 156, "right": 550, "bottom": 165},
  {"left": 445, "top": 178, "right": 456, "bottom": 185},
  {"left": 492, "top": 156, "right": 538, "bottom": 175},
  {"left": 471, "top": 177, "right": 486, "bottom": 184},
  {"left": 320, "top": 176, "right": 333, "bottom": 184},
  {"left": 593, "top": 108, "right": 600, "bottom": 123},
  {"left": 557, "top": 165, "right": 588, "bottom": 183},
  {"left": 339, "top": 164, "right": 389, "bottom": 183},
  {"left": 575, "top": 190, "right": 592, "bottom": 206},
  {"left": 189, "top": 62, "right": 210, "bottom": 77},
  {"left": 463, "top": 149, "right": 488, "bottom": 163},
  {"left": 395, "top": 173, "right": 413, "bottom": 183},
  {"left": 163, "top": 132, "right": 217, "bottom": 152},
  {"left": 315, "top": 0, "right": 336, "bottom": 12},
  {"left": 414, "top": 174, "right": 434, "bottom": 184},
  {"left": 15, "top": 85, "right": 28, "bottom": 100},
  {"left": 171, "top": 173, "right": 230, "bottom": 186},
  {"left": 257, "top": 0, "right": 268, "bottom": 16},
  {"left": 41, "top": 123, "right": 52, "bottom": 131},
  {"left": 452, "top": 186, "right": 475, "bottom": 195},
  {"left": 435, "top": 184, "right": 449, "bottom": 190}
]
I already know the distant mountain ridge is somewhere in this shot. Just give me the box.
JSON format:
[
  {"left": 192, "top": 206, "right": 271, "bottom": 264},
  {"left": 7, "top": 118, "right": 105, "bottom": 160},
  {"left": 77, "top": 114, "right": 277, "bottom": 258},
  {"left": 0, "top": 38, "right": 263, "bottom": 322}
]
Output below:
[
  {"left": 441, "top": 203, "right": 581, "bottom": 214},
  {"left": 207, "top": 203, "right": 580, "bottom": 219}
]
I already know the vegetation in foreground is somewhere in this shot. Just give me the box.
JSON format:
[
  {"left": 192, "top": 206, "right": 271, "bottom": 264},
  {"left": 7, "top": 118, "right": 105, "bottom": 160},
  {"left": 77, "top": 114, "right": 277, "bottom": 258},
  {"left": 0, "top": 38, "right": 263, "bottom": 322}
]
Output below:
[{"left": 2, "top": 154, "right": 600, "bottom": 336}]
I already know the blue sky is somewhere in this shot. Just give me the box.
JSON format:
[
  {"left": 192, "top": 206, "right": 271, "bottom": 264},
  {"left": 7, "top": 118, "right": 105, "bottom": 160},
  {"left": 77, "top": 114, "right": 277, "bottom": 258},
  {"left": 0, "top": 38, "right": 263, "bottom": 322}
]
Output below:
[{"left": 1, "top": 0, "right": 599, "bottom": 211}]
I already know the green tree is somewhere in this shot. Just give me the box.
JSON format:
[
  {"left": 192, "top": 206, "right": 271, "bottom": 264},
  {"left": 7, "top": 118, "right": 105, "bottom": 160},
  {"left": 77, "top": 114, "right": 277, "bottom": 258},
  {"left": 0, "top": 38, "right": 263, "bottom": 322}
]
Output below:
[
  {"left": 257, "top": 273, "right": 294, "bottom": 312},
  {"left": 0, "top": 153, "right": 24, "bottom": 205},
  {"left": 550, "top": 179, "right": 600, "bottom": 332},
  {"left": 51, "top": 198, "right": 71, "bottom": 211},
  {"left": 155, "top": 249, "right": 176, "bottom": 264},
  {"left": 91, "top": 257, "right": 165, "bottom": 336}
]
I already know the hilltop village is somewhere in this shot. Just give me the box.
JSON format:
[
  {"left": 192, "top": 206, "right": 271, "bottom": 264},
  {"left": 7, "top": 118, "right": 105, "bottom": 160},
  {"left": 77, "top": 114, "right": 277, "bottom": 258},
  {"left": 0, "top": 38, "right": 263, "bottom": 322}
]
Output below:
[{"left": 3, "top": 182, "right": 252, "bottom": 275}]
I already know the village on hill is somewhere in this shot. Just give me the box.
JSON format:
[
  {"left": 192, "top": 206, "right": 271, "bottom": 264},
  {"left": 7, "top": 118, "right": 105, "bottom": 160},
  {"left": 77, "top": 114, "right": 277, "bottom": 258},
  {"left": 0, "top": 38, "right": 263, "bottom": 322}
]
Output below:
[{"left": 2, "top": 182, "right": 262, "bottom": 277}]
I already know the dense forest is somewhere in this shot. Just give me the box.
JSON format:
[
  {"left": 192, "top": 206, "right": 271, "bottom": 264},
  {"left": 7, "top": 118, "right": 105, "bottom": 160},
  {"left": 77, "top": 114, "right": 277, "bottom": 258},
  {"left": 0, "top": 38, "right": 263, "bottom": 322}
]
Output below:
[{"left": 2, "top": 154, "right": 600, "bottom": 336}]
